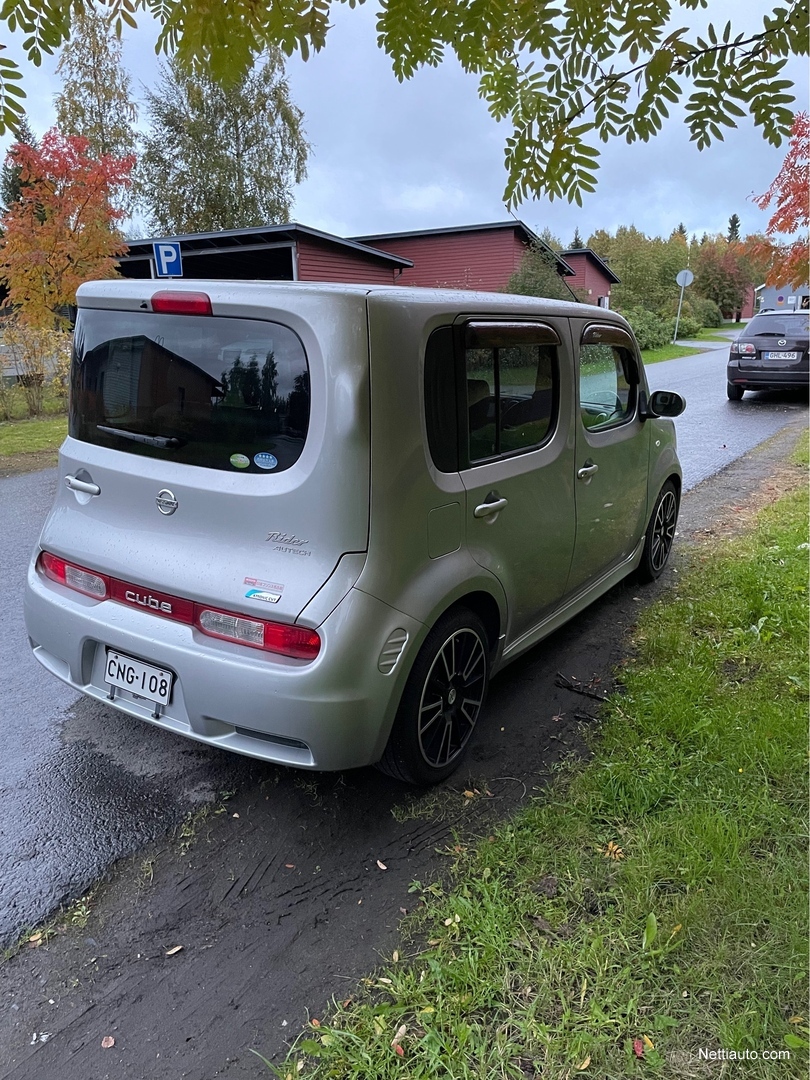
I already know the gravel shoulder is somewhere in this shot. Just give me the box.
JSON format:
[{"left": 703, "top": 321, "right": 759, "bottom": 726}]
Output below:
[{"left": 0, "top": 416, "right": 806, "bottom": 1080}]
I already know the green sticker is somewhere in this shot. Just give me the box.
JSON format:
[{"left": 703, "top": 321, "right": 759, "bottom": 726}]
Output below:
[{"left": 230, "top": 453, "right": 250, "bottom": 469}]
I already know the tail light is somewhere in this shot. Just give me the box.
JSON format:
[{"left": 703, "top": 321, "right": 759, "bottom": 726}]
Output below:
[
  {"left": 731, "top": 341, "right": 756, "bottom": 356},
  {"left": 196, "top": 606, "right": 321, "bottom": 659},
  {"left": 37, "top": 551, "right": 320, "bottom": 660},
  {"left": 39, "top": 552, "right": 109, "bottom": 599}
]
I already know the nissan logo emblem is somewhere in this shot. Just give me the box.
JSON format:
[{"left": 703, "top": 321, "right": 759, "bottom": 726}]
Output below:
[{"left": 156, "top": 489, "right": 178, "bottom": 516}]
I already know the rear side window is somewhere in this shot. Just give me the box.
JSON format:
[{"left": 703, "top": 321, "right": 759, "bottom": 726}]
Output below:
[
  {"left": 464, "top": 321, "right": 559, "bottom": 464},
  {"left": 70, "top": 310, "right": 310, "bottom": 473}
]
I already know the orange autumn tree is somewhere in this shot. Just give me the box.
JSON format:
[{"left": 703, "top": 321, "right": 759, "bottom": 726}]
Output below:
[
  {"left": 0, "top": 128, "right": 134, "bottom": 327},
  {"left": 752, "top": 112, "right": 809, "bottom": 288}
]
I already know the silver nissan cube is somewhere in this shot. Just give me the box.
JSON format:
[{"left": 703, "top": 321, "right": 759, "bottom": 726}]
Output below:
[{"left": 24, "top": 281, "right": 685, "bottom": 785}]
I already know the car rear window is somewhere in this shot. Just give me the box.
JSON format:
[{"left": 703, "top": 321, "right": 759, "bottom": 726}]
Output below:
[
  {"left": 748, "top": 314, "right": 809, "bottom": 337},
  {"left": 70, "top": 309, "right": 310, "bottom": 473}
]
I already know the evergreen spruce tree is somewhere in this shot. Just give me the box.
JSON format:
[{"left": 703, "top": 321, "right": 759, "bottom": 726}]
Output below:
[
  {"left": 727, "top": 213, "right": 741, "bottom": 243},
  {"left": 570, "top": 227, "right": 585, "bottom": 249},
  {"left": 0, "top": 116, "right": 37, "bottom": 213}
]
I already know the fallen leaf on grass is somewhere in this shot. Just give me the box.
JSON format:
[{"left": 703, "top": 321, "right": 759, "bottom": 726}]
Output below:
[
  {"left": 101, "top": 1036, "right": 115, "bottom": 1049},
  {"left": 576, "top": 1055, "right": 591, "bottom": 1070},
  {"left": 311, "top": 1018, "right": 321, "bottom": 1028},
  {"left": 392, "top": 950, "right": 399, "bottom": 962},
  {"left": 633, "top": 1038, "right": 644, "bottom": 1058},
  {"left": 376, "top": 860, "right": 388, "bottom": 871},
  {"left": 165, "top": 945, "right": 184, "bottom": 956},
  {"left": 642, "top": 1035, "right": 655, "bottom": 1050},
  {"left": 391, "top": 1023, "right": 407, "bottom": 1049},
  {"left": 394, "top": 1044, "right": 405, "bottom": 1057},
  {"left": 789, "top": 1016, "right": 805, "bottom": 1024},
  {"left": 601, "top": 840, "right": 625, "bottom": 860}
]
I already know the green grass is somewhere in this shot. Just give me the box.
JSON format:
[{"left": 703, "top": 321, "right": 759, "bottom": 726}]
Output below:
[
  {"left": 640, "top": 343, "right": 703, "bottom": 364},
  {"left": 0, "top": 416, "right": 67, "bottom": 456},
  {"left": 692, "top": 328, "right": 736, "bottom": 342},
  {"left": 271, "top": 453, "right": 809, "bottom": 1079}
]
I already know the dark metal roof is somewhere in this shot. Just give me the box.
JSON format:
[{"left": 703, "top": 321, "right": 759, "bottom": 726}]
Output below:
[
  {"left": 560, "top": 247, "right": 621, "bottom": 285},
  {"left": 121, "top": 222, "right": 414, "bottom": 268},
  {"left": 353, "top": 220, "right": 575, "bottom": 277}
]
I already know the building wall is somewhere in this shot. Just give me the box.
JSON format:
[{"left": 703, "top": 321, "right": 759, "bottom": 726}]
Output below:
[
  {"left": 756, "top": 283, "right": 809, "bottom": 313},
  {"left": 562, "top": 253, "right": 612, "bottom": 305},
  {"left": 370, "top": 229, "right": 529, "bottom": 291},
  {"left": 296, "top": 238, "right": 400, "bottom": 284}
]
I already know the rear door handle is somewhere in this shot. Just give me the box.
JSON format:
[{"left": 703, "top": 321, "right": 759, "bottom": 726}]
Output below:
[
  {"left": 474, "top": 497, "right": 508, "bottom": 519},
  {"left": 65, "top": 475, "right": 100, "bottom": 496},
  {"left": 577, "top": 462, "right": 599, "bottom": 481}
]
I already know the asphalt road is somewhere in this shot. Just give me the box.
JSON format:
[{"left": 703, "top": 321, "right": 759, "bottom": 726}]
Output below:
[
  {"left": 0, "top": 340, "right": 806, "bottom": 948},
  {"left": 647, "top": 335, "right": 808, "bottom": 488}
]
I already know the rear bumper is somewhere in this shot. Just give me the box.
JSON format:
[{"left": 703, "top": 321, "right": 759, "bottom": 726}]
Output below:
[
  {"left": 727, "top": 360, "right": 809, "bottom": 390},
  {"left": 24, "top": 563, "right": 424, "bottom": 772}
]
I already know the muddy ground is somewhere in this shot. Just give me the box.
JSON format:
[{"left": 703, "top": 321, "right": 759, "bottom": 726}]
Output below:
[{"left": 0, "top": 418, "right": 806, "bottom": 1080}]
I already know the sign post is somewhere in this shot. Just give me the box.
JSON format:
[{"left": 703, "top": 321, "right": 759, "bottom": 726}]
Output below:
[
  {"left": 672, "top": 268, "right": 694, "bottom": 343},
  {"left": 153, "top": 242, "right": 183, "bottom": 278}
]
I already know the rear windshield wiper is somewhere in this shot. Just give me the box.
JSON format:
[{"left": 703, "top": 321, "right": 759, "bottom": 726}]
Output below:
[{"left": 97, "top": 425, "right": 184, "bottom": 449}]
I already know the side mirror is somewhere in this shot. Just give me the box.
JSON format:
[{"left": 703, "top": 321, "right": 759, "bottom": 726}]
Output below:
[{"left": 641, "top": 390, "right": 686, "bottom": 419}]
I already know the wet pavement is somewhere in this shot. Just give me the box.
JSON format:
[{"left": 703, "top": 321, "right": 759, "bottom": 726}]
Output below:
[
  {"left": 647, "top": 335, "right": 808, "bottom": 489},
  {"left": 0, "top": 342, "right": 806, "bottom": 948},
  {"left": 0, "top": 470, "right": 258, "bottom": 946}
]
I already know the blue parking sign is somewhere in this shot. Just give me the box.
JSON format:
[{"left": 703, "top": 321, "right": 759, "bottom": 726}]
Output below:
[{"left": 153, "top": 242, "right": 183, "bottom": 278}]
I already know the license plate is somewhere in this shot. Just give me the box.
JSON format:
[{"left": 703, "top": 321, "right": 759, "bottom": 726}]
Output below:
[
  {"left": 764, "top": 350, "right": 798, "bottom": 360},
  {"left": 105, "top": 649, "right": 173, "bottom": 705}
]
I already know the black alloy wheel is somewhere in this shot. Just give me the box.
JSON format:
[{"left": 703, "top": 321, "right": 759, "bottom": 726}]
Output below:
[
  {"left": 378, "top": 608, "right": 490, "bottom": 785},
  {"left": 637, "top": 480, "right": 679, "bottom": 582}
]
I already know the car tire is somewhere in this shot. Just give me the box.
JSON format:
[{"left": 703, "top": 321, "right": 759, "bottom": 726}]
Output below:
[
  {"left": 636, "top": 480, "right": 679, "bottom": 583},
  {"left": 727, "top": 382, "right": 744, "bottom": 401},
  {"left": 377, "top": 608, "right": 490, "bottom": 786}
]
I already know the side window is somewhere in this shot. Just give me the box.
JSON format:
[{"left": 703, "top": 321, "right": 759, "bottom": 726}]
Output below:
[
  {"left": 579, "top": 325, "right": 638, "bottom": 431},
  {"left": 464, "top": 322, "right": 559, "bottom": 465},
  {"left": 424, "top": 326, "right": 458, "bottom": 472}
]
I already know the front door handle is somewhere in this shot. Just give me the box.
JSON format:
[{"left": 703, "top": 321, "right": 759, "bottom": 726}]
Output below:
[
  {"left": 577, "top": 462, "right": 599, "bottom": 481},
  {"left": 474, "top": 497, "right": 508, "bottom": 519},
  {"left": 65, "top": 474, "right": 100, "bottom": 496}
]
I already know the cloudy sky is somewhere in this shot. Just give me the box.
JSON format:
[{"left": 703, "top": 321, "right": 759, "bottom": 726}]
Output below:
[{"left": 2, "top": 1, "right": 807, "bottom": 246}]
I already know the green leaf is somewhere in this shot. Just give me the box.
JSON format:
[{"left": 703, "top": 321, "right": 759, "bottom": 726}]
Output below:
[{"left": 642, "top": 912, "right": 658, "bottom": 950}]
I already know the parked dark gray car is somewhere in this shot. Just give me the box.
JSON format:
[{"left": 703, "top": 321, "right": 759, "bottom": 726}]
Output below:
[
  {"left": 25, "top": 282, "right": 685, "bottom": 784},
  {"left": 727, "top": 310, "right": 810, "bottom": 399}
]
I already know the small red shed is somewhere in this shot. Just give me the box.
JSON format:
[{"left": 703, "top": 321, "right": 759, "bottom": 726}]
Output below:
[{"left": 118, "top": 223, "right": 413, "bottom": 284}]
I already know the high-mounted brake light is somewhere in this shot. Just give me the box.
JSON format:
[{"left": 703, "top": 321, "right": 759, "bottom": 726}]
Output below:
[
  {"left": 39, "top": 551, "right": 109, "bottom": 599},
  {"left": 151, "top": 290, "right": 212, "bottom": 316}
]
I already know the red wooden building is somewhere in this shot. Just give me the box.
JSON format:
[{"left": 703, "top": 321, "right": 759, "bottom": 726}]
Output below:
[
  {"left": 558, "top": 247, "right": 621, "bottom": 307},
  {"left": 352, "top": 221, "right": 575, "bottom": 293},
  {"left": 119, "top": 223, "right": 413, "bottom": 285},
  {"left": 119, "top": 219, "right": 585, "bottom": 298}
]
